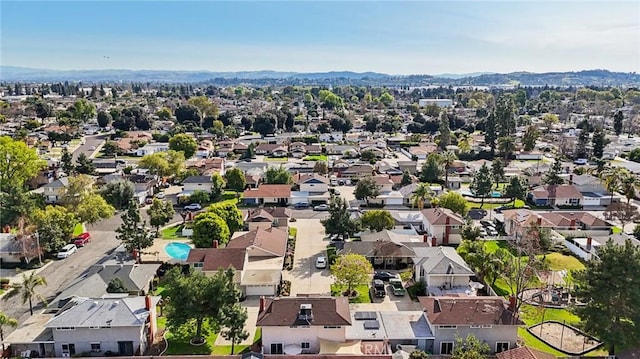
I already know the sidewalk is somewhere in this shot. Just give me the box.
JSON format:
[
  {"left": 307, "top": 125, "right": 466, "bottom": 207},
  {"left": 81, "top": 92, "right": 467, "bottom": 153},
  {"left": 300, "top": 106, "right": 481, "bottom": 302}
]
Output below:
[{"left": 0, "top": 261, "right": 55, "bottom": 299}]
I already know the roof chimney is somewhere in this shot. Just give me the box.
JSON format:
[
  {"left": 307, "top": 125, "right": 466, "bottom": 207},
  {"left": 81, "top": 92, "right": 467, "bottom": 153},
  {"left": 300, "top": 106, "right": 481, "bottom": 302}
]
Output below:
[
  {"left": 212, "top": 240, "right": 218, "bottom": 248},
  {"left": 536, "top": 216, "right": 542, "bottom": 226},
  {"left": 569, "top": 174, "right": 573, "bottom": 185},
  {"left": 298, "top": 303, "right": 313, "bottom": 323},
  {"left": 259, "top": 296, "right": 266, "bottom": 313},
  {"left": 587, "top": 236, "right": 593, "bottom": 251}
]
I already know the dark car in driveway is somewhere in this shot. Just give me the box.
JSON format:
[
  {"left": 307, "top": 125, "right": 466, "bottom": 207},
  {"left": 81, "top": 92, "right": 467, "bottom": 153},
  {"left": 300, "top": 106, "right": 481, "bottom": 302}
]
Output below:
[
  {"left": 372, "top": 279, "right": 386, "bottom": 298},
  {"left": 468, "top": 208, "right": 487, "bottom": 219},
  {"left": 373, "top": 270, "right": 397, "bottom": 281}
]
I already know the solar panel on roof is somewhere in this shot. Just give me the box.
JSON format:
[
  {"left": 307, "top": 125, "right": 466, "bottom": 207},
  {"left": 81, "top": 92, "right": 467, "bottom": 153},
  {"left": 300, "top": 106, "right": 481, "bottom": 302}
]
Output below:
[
  {"left": 364, "top": 320, "right": 380, "bottom": 329},
  {"left": 354, "top": 311, "right": 377, "bottom": 320}
]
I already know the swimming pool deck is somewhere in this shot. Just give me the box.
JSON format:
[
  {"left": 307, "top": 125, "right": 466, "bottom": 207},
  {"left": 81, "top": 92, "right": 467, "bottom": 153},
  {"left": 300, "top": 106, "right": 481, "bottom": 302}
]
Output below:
[{"left": 140, "top": 237, "right": 193, "bottom": 263}]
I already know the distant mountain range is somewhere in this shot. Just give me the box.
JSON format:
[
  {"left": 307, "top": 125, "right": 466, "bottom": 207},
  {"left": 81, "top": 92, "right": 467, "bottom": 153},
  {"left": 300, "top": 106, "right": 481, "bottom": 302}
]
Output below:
[{"left": 1, "top": 66, "right": 639, "bottom": 86}]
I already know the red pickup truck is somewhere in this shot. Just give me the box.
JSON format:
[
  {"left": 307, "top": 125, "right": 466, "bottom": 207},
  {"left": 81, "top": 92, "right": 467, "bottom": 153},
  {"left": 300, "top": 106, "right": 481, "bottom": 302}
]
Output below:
[{"left": 74, "top": 232, "right": 91, "bottom": 247}]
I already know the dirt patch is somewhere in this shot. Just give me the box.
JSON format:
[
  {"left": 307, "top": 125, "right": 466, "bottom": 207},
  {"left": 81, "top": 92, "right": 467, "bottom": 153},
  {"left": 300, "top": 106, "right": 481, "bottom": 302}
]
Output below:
[{"left": 529, "top": 321, "right": 601, "bottom": 355}]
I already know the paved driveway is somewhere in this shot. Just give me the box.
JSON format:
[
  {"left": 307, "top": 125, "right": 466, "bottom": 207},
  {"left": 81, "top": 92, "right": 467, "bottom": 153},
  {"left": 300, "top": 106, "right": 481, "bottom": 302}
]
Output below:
[{"left": 283, "top": 219, "right": 333, "bottom": 296}]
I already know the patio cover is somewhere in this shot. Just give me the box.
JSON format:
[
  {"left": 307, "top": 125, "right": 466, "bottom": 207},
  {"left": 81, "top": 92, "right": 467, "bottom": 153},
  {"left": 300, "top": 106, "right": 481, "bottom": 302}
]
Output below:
[{"left": 318, "top": 338, "right": 362, "bottom": 355}]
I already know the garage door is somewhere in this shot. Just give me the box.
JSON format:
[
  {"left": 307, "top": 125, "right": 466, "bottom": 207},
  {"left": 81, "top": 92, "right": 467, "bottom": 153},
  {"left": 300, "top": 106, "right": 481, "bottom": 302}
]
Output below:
[{"left": 245, "top": 284, "right": 276, "bottom": 296}]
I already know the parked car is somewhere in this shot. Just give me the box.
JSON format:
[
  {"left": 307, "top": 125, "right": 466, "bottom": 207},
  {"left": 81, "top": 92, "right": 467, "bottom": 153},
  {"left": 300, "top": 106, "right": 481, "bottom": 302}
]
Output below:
[
  {"left": 316, "top": 256, "right": 327, "bottom": 269},
  {"left": 487, "top": 228, "right": 499, "bottom": 236},
  {"left": 389, "top": 278, "right": 405, "bottom": 296},
  {"left": 73, "top": 232, "right": 91, "bottom": 247},
  {"left": 184, "top": 203, "right": 202, "bottom": 211},
  {"left": 294, "top": 202, "right": 310, "bottom": 209},
  {"left": 372, "top": 279, "right": 386, "bottom": 298},
  {"left": 478, "top": 227, "right": 488, "bottom": 237},
  {"left": 480, "top": 220, "right": 493, "bottom": 227},
  {"left": 347, "top": 207, "right": 362, "bottom": 213},
  {"left": 155, "top": 192, "right": 166, "bottom": 199},
  {"left": 374, "top": 270, "right": 397, "bottom": 281},
  {"left": 493, "top": 205, "right": 508, "bottom": 213},
  {"left": 145, "top": 197, "right": 154, "bottom": 204},
  {"left": 57, "top": 244, "right": 78, "bottom": 259},
  {"left": 313, "top": 204, "right": 329, "bottom": 211}
]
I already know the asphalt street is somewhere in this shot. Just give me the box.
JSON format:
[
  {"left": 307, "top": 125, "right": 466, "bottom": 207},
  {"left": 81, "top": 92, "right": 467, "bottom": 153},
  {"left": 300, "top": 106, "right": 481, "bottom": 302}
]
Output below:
[{"left": 72, "top": 134, "right": 107, "bottom": 161}]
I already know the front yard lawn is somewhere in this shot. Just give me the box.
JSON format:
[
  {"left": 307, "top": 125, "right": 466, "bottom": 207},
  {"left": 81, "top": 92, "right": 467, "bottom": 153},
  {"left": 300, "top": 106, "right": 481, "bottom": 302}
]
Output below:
[
  {"left": 303, "top": 154, "right": 328, "bottom": 161},
  {"left": 264, "top": 156, "right": 288, "bottom": 161},
  {"left": 161, "top": 225, "right": 186, "bottom": 240},
  {"left": 330, "top": 284, "right": 371, "bottom": 303},
  {"left": 157, "top": 317, "right": 217, "bottom": 355},
  {"left": 215, "top": 191, "right": 242, "bottom": 206}
]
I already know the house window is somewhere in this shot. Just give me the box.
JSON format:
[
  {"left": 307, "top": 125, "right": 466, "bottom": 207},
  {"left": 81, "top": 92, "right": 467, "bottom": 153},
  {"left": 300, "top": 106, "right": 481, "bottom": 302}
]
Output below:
[
  {"left": 481, "top": 325, "right": 493, "bottom": 328},
  {"left": 301, "top": 342, "right": 310, "bottom": 349},
  {"left": 270, "top": 343, "right": 283, "bottom": 354},
  {"left": 323, "top": 325, "right": 340, "bottom": 329},
  {"left": 56, "top": 327, "right": 76, "bottom": 331},
  {"left": 61, "top": 344, "right": 76, "bottom": 355},
  {"left": 470, "top": 325, "right": 481, "bottom": 328},
  {"left": 438, "top": 325, "right": 457, "bottom": 329},
  {"left": 90, "top": 343, "right": 101, "bottom": 352},
  {"left": 89, "top": 326, "right": 100, "bottom": 329},
  {"left": 496, "top": 342, "right": 510, "bottom": 353},
  {"left": 194, "top": 262, "right": 203, "bottom": 268},
  {"left": 440, "top": 342, "right": 454, "bottom": 355}
]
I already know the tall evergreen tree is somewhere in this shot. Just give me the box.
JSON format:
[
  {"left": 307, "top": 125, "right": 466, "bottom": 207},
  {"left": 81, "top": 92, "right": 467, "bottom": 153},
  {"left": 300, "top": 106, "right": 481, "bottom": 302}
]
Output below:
[
  {"left": 115, "top": 200, "right": 154, "bottom": 260},
  {"left": 470, "top": 163, "right": 493, "bottom": 208}
]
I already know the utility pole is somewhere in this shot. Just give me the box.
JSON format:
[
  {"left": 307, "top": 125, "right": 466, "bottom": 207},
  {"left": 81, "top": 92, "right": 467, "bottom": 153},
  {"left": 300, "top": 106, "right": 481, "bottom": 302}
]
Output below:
[{"left": 35, "top": 232, "right": 43, "bottom": 265}]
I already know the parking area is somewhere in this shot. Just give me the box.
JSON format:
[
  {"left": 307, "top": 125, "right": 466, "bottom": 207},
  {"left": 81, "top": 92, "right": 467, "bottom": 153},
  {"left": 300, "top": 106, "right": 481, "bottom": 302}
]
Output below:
[{"left": 282, "top": 219, "right": 333, "bottom": 296}]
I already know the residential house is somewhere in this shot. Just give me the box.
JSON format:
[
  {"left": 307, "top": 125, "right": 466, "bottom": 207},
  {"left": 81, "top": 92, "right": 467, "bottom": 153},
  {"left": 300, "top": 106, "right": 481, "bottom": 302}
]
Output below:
[
  {"left": 128, "top": 174, "right": 157, "bottom": 204},
  {"left": 245, "top": 174, "right": 261, "bottom": 189},
  {"left": 245, "top": 207, "right": 292, "bottom": 230},
  {"left": 397, "top": 161, "right": 418, "bottom": 175},
  {"left": 216, "top": 140, "right": 235, "bottom": 157},
  {"left": 305, "top": 144, "right": 322, "bottom": 155},
  {"left": 42, "top": 177, "right": 70, "bottom": 204},
  {"left": 568, "top": 174, "right": 614, "bottom": 206},
  {"left": 318, "top": 132, "right": 344, "bottom": 143},
  {"left": 528, "top": 185, "right": 582, "bottom": 207},
  {"left": 114, "top": 131, "right": 153, "bottom": 154},
  {"left": 0, "top": 233, "right": 39, "bottom": 265},
  {"left": 134, "top": 143, "right": 169, "bottom": 157},
  {"left": 515, "top": 151, "right": 544, "bottom": 160},
  {"left": 340, "top": 239, "right": 420, "bottom": 270},
  {"left": 420, "top": 208, "right": 465, "bottom": 245},
  {"left": 186, "top": 157, "right": 226, "bottom": 176},
  {"left": 182, "top": 175, "right": 213, "bottom": 194},
  {"left": 187, "top": 247, "right": 248, "bottom": 287},
  {"left": 289, "top": 142, "right": 308, "bottom": 158},
  {"left": 296, "top": 174, "right": 330, "bottom": 193},
  {"left": 195, "top": 140, "right": 214, "bottom": 158},
  {"left": 412, "top": 247, "right": 476, "bottom": 296},
  {"left": 28, "top": 167, "right": 58, "bottom": 189},
  {"left": 243, "top": 184, "right": 291, "bottom": 206},
  {"left": 418, "top": 296, "right": 521, "bottom": 355},
  {"left": 339, "top": 164, "right": 374, "bottom": 180},
  {"left": 325, "top": 145, "right": 359, "bottom": 157},
  {"left": 257, "top": 296, "right": 352, "bottom": 355},
  {"left": 496, "top": 347, "right": 555, "bottom": 359},
  {"left": 45, "top": 296, "right": 160, "bottom": 357},
  {"left": 255, "top": 144, "right": 281, "bottom": 156},
  {"left": 227, "top": 228, "right": 287, "bottom": 296}
]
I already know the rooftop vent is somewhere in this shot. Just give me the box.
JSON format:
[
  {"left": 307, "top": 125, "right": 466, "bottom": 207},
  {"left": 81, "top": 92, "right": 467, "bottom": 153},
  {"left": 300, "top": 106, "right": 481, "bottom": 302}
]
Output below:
[{"left": 297, "top": 304, "right": 313, "bottom": 323}]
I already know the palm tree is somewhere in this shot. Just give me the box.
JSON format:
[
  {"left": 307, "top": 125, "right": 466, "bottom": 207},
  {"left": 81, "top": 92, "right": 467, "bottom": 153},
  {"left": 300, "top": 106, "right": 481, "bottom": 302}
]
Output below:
[
  {"left": 497, "top": 136, "right": 516, "bottom": 161},
  {"left": 11, "top": 270, "right": 48, "bottom": 315},
  {"left": 620, "top": 171, "right": 639, "bottom": 204},
  {"left": 601, "top": 167, "right": 625, "bottom": 204},
  {"left": 441, "top": 151, "right": 458, "bottom": 188},
  {"left": 0, "top": 311, "right": 18, "bottom": 351},
  {"left": 411, "top": 183, "right": 433, "bottom": 210},
  {"left": 456, "top": 131, "right": 472, "bottom": 153}
]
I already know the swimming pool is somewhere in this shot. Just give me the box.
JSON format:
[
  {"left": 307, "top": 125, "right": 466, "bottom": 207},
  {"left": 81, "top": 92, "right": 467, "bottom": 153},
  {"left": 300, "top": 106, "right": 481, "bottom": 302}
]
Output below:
[{"left": 165, "top": 242, "right": 191, "bottom": 261}]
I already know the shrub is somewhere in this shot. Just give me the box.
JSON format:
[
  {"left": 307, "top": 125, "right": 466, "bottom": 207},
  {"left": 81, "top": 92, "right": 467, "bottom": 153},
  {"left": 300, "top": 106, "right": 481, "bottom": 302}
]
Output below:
[{"left": 407, "top": 281, "right": 426, "bottom": 300}]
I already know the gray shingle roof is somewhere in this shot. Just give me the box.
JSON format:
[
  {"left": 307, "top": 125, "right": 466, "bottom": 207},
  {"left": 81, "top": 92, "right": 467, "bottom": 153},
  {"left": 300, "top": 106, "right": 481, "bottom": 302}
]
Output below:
[
  {"left": 413, "top": 246, "right": 474, "bottom": 275},
  {"left": 46, "top": 296, "right": 160, "bottom": 328}
]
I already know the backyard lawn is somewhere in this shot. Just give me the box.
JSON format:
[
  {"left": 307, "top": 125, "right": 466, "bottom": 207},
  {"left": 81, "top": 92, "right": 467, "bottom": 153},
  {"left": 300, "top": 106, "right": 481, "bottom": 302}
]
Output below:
[
  {"left": 330, "top": 284, "right": 372, "bottom": 303},
  {"left": 540, "top": 252, "right": 585, "bottom": 271},
  {"left": 161, "top": 225, "right": 186, "bottom": 240}
]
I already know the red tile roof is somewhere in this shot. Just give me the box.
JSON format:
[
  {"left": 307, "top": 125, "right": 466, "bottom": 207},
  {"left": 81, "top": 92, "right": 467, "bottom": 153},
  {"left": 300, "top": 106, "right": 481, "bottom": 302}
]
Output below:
[
  {"left": 257, "top": 297, "right": 351, "bottom": 327},
  {"left": 496, "top": 347, "right": 555, "bottom": 359},
  {"left": 186, "top": 248, "right": 246, "bottom": 271},
  {"left": 227, "top": 227, "right": 287, "bottom": 257},
  {"left": 421, "top": 208, "right": 465, "bottom": 226},
  {"left": 244, "top": 184, "right": 291, "bottom": 199},
  {"left": 418, "top": 296, "right": 521, "bottom": 326}
]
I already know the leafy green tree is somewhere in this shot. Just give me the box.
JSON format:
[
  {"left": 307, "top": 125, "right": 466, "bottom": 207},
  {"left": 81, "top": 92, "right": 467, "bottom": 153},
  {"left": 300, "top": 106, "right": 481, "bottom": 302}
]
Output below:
[
  {"left": 400, "top": 171, "right": 412, "bottom": 187},
  {"left": 220, "top": 304, "right": 249, "bottom": 355},
  {"left": 115, "top": 200, "right": 155, "bottom": 259},
  {"left": 139, "top": 150, "right": 185, "bottom": 177},
  {"left": 505, "top": 176, "right": 527, "bottom": 205},
  {"left": 97, "top": 110, "right": 112, "bottom": 128},
  {"left": 360, "top": 210, "right": 395, "bottom": 232},
  {"left": 495, "top": 95, "right": 516, "bottom": 138},
  {"left": 156, "top": 107, "right": 173, "bottom": 121},
  {"left": 175, "top": 104, "right": 201, "bottom": 124},
  {"left": 573, "top": 239, "right": 640, "bottom": 355},
  {"left": 265, "top": 166, "right": 293, "bottom": 184},
  {"left": 420, "top": 153, "right": 443, "bottom": 183},
  {"left": 409, "top": 350, "right": 429, "bottom": 359},
  {"left": 0, "top": 136, "right": 46, "bottom": 189},
  {"left": 31, "top": 205, "right": 76, "bottom": 252},
  {"left": 75, "top": 152, "right": 95, "bottom": 174},
  {"left": 522, "top": 125, "right": 540, "bottom": 151},
  {"left": 207, "top": 203, "right": 244, "bottom": 234},
  {"left": 484, "top": 113, "right": 497, "bottom": 154},
  {"left": 379, "top": 92, "right": 394, "bottom": 107},
  {"left": 470, "top": 163, "right": 493, "bottom": 208},
  {"left": 0, "top": 184, "right": 45, "bottom": 227},
  {"left": 543, "top": 159, "right": 565, "bottom": 185},
  {"left": 360, "top": 150, "right": 377, "bottom": 162},
  {"left": 106, "top": 278, "right": 128, "bottom": 293},
  {"left": 321, "top": 196, "right": 359, "bottom": 239},
  {"left": 192, "top": 212, "right": 231, "bottom": 248},
  {"left": 497, "top": 136, "right": 516, "bottom": 160},
  {"left": 188, "top": 96, "right": 219, "bottom": 120},
  {"left": 253, "top": 112, "right": 277, "bottom": 135},
  {"left": 0, "top": 311, "right": 18, "bottom": 351},
  {"left": 211, "top": 173, "right": 225, "bottom": 198},
  {"left": 224, "top": 167, "right": 246, "bottom": 195},
  {"left": 591, "top": 127, "right": 608, "bottom": 159},
  {"left": 243, "top": 143, "right": 255, "bottom": 159},
  {"left": 460, "top": 221, "right": 481, "bottom": 241},
  {"left": 613, "top": 110, "right": 623, "bottom": 135},
  {"left": 73, "top": 193, "right": 115, "bottom": 225},
  {"left": 633, "top": 224, "right": 640, "bottom": 240},
  {"left": 541, "top": 113, "right": 559, "bottom": 133},
  {"left": 70, "top": 99, "right": 96, "bottom": 121},
  {"left": 319, "top": 89, "right": 344, "bottom": 110},
  {"left": 60, "top": 147, "right": 74, "bottom": 175},
  {"left": 452, "top": 334, "right": 490, "bottom": 359},
  {"left": 438, "top": 111, "right": 451, "bottom": 150},
  {"left": 189, "top": 190, "right": 210, "bottom": 204},
  {"left": 33, "top": 99, "right": 54, "bottom": 123},
  {"left": 438, "top": 191, "right": 468, "bottom": 216},
  {"left": 169, "top": 133, "right": 198, "bottom": 159},
  {"left": 313, "top": 161, "right": 328, "bottom": 175},
  {"left": 5, "top": 270, "right": 48, "bottom": 315},
  {"left": 147, "top": 199, "right": 175, "bottom": 235},
  {"left": 163, "top": 267, "right": 240, "bottom": 344},
  {"left": 331, "top": 253, "right": 373, "bottom": 294},
  {"left": 354, "top": 176, "right": 380, "bottom": 202},
  {"left": 491, "top": 158, "right": 505, "bottom": 189},
  {"left": 100, "top": 179, "right": 135, "bottom": 209}
]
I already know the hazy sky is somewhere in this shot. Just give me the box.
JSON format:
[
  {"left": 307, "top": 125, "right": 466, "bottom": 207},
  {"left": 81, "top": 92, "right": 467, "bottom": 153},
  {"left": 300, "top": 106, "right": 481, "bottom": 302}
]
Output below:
[{"left": 2, "top": 1, "right": 639, "bottom": 74}]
